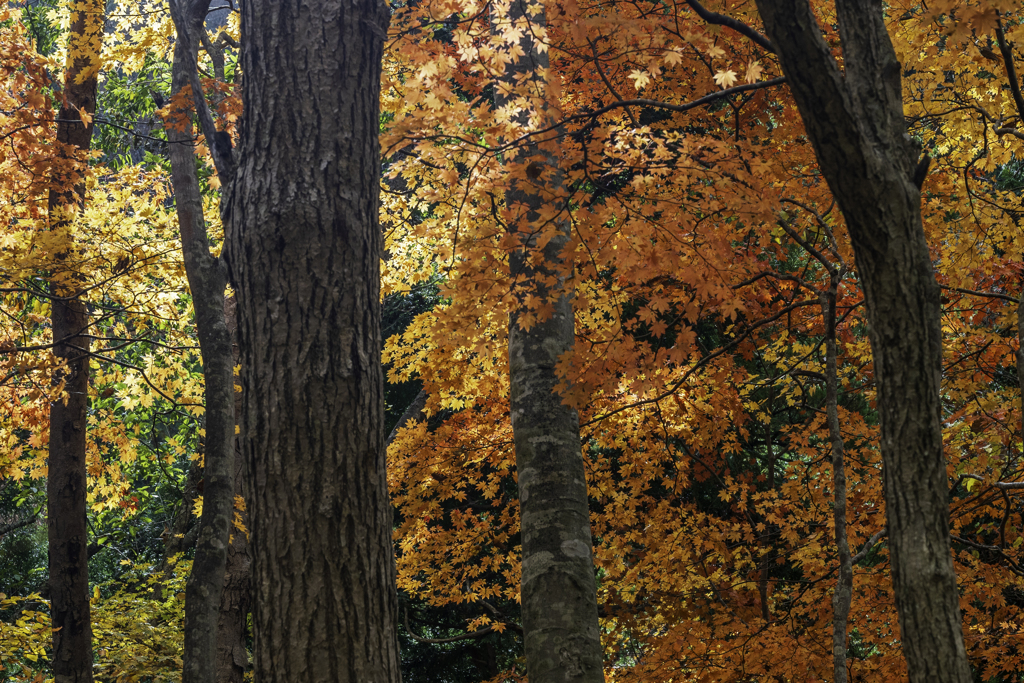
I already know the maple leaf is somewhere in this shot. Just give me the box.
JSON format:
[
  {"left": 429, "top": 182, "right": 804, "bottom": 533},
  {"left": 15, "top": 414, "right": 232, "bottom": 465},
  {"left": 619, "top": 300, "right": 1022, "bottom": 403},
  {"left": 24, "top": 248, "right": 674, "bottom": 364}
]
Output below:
[
  {"left": 663, "top": 49, "right": 683, "bottom": 67},
  {"left": 418, "top": 61, "right": 439, "bottom": 80},
  {"left": 967, "top": 9, "right": 999, "bottom": 34},
  {"left": 713, "top": 69, "right": 738, "bottom": 89},
  {"left": 628, "top": 69, "right": 651, "bottom": 91},
  {"left": 744, "top": 60, "right": 763, "bottom": 84}
]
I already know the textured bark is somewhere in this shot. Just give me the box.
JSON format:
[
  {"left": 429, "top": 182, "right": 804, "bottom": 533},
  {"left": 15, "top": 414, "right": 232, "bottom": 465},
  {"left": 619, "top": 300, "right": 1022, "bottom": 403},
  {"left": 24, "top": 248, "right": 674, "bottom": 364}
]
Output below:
[
  {"left": 159, "top": 459, "right": 202, "bottom": 573},
  {"left": 215, "top": 443, "right": 251, "bottom": 683},
  {"left": 753, "top": 3, "right": 971, "bottom": 681},
  {"left": 1018, "top": 293, "right": 1023, "bottom": 443},
  {"left": 494, "top": 3, "right": 604, "bottom": 681},
  {"left": 225, "top": 1, "right": 401, "bottom": 681},
  {"left": 47, "top": 2, "right": 103, "bottom": 681},
  {"left": 217, "top": 296, "right": 251, "bottom": 683},
  {"left": 823, "top": 270, "right": 852, "bottom": 683},
  {"left": 166, "top": 3, "right": 236, "bottom": 682},
  {"left": 386, "top": 388, "right": 427, "bottom": 449}
]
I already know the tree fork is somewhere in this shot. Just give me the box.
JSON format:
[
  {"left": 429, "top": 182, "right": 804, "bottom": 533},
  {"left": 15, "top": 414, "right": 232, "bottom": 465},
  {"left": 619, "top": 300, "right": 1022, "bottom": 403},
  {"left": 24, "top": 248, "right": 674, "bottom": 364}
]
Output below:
[{"left": 166, "top": 2, "right": 236, "bottom": 681}]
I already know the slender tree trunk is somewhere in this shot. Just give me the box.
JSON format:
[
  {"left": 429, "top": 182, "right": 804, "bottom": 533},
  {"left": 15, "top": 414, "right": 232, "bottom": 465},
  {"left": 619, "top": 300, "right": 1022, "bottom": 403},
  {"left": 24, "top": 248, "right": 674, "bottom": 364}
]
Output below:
[
  {"left": 157, "top": 459, "right": 202, "bottom": 591},
  {"left": 753, "top": 3, "right": 971, "bottom": 681},
  {"left": 493, "top": 3, "right": 604, "bottom": 681},
  {"left": 47, "top": 2, "right": 103, "bottom": 680},
  {"left": 823, "top": 267, "right": 852, "bottom": 683},
  {"left": 165, "top": 3, "right": 236, "bottom": 682},
  {"left": 1017, "top": 292, "right": 1023, "bottom": 444},
  {"left": 386, "top": 388, "right": 427, "bottom": 449},
  {"left": 217, "top": 296, "right": 251, "bottom": 683},
  {"left": 225, "top": 1, "right": 401, "bottom": 681},
  {"left": 215, "top": 466, "right": 250, "bottom": 683}
]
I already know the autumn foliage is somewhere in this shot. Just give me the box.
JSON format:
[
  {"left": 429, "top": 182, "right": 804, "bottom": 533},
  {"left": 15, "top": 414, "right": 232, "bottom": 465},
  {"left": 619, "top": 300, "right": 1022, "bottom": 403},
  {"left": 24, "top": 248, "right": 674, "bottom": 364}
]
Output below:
[
  {"left": 382, "top": 0, "right": 1024, "bottom": 681},
  {"left": 0, "top": 0, "right": 1022, "bottom": 681}
]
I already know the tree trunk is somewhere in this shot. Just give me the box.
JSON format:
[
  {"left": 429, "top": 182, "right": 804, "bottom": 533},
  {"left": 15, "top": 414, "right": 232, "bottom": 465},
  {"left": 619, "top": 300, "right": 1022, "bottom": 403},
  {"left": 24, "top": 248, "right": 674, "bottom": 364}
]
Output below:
[
  {"left": 824, "top": 267, "right": 852, "bottom": 683},
  {"left": 215, "top": 441, "right": 250, "bottom": 683},
  {"left": 753, "top": 3, "right": 971, "bottom": 681},
  {"left": 493, "top": 3, "right": 605, "bottom": 681},
  {"left": 217, "top": 295, "right": 250, "bottom": 683},
  {"left": 47, "top": 2, "right": 103, "bottom": 681},
  {"left": 165, "top": 3, "right": 237, "bottom": 682},
  {"left": 225, "top": 1, "right": 401, "bottom": 681}
]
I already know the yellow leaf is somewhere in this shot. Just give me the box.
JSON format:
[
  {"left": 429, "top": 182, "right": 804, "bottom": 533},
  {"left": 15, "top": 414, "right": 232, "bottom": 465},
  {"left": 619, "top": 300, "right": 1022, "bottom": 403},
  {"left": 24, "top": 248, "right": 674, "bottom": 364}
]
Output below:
[
  {"left": 628, "top": 69, "right": 650, "bottom": 91},
  {"left": 744, "top": 60, "right": 763, "bottom": 84},
  {"left": 713, "top": 69, "right": 738, "bottom": 89},
  {"left": 663, "top": 49, "right": 683, "bottom": 67}
]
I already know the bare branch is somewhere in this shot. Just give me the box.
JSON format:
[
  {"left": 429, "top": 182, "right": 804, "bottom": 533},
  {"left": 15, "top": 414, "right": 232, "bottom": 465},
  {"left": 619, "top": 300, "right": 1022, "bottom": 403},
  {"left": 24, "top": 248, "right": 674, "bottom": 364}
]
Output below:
[
  {"left": 851, "top": 529, "right": 887, "bottom": 565},
  {"left": 0, "top": 508, "right": 41, "bottom": 538},
  {"left": 939, "top": 285, "right": 1019, "bottom": 304}
]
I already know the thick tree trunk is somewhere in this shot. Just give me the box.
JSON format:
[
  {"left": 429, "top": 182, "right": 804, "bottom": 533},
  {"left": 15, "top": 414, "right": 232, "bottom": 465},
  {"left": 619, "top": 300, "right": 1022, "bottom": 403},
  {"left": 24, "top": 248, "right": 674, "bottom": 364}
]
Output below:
[
  {"left": 47, "top": 2, "right": 103, "bottom": 681},
  {"left": 165, "top": 3, "right": 236, "bottom": 682},
  {"left": 225, "top": 1, "right": 401, "bottom": 681},
  {"left": 493, "top": 3, "right": 604, "bottom": 681},
  {"left": 753, "top": 3, "right": 971, "bottom": 681}
]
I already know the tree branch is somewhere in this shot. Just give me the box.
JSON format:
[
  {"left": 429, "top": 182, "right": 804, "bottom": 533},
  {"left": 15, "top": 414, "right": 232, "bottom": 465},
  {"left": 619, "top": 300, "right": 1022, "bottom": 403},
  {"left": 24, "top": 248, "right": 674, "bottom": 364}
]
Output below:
[
  {"left": 0, "top": 508, "right": 40, "bottom": 538},
  {"left": 995, "top": 15, "right": 1024, "bottom": 125},
  {"left": 402, "top": 606, "right": 499, "bottom": 644},
  {"left": 851, "top": 529, "right": 886, "bottom": 565},
  {"left": 939, "top": 285, "right": 1019, "bottom": 304},
  {"left": 684, "top": 0, "right": 774, "bottom": 53},
  {"left": 168, "top": 0, "right": 235, "bottom": 183}
]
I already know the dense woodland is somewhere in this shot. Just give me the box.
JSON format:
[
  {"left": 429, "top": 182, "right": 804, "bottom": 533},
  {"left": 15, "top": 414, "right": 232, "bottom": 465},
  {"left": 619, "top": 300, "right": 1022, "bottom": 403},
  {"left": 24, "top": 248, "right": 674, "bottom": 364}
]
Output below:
[{"left": 0, "top": 0, "right": 1023, "bottom": 681}]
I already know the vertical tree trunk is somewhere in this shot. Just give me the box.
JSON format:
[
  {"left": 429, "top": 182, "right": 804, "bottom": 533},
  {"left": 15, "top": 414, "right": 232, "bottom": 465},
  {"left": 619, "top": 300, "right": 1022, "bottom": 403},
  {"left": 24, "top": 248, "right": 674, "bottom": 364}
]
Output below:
[
  {"left": 165, "top": 3, "right": 236, "bottom": 682},
  {"left": 215, "top": 466, "right": 250, "bottom": 683},
  {"left": 47, "top": 2, "right": 103, "bottom": 681},
  {"left": 217, "top": 295, "right": 251, "bottom": 683},
  {"left": 1017, "top": 293, "right": 1023, "bottom": 443},
  {"left": 225, "top": 1, "right": 401, "bottom": 681},
  {"left": 823, "top": 267, "right": 852, "bottom": 683},
  {"left": 493, "top": 3, "right": 605, "bottom": 681},
  {"left": 753, "top": 3, "right": 971, "bottom": 681}
]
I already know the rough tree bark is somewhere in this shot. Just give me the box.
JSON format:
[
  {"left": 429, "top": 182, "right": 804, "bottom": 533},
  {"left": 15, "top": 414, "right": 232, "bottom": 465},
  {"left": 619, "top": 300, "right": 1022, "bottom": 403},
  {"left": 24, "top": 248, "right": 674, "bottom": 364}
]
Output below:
[
  {"left": 165, "top": 2, "right": 237, "bottom": 682},
  {"left": 752, "top": 2, "right": 971, "bottom": 681},
  {"left": 218, "top": 295, "right": 251, "bottom": 683},
  {"left": 225, "top": 1, "right": 401, "bottom": 681},
  {"left": 47, "top": 2, "right": 104, "bottom": 681},
  {"left": 823, "top": 262, "right": 852, "bottom": 683},
  {"left": 215, "top": 456, "right": 250, "bottom": 683},
  {"left": 493, "top": 2, "right": 604, "bottom": 681}
]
